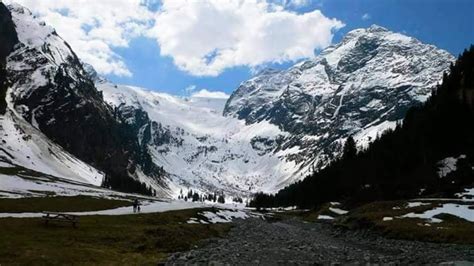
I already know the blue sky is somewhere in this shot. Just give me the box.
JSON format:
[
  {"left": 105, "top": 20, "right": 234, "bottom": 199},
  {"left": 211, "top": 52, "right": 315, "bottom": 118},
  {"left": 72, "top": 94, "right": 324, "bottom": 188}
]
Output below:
[
  {"left": 13, "top": 0, "right": 473, "bottom": 96},
  {"left": 107, "top": 0, "right": 474, "bottom": 96}
]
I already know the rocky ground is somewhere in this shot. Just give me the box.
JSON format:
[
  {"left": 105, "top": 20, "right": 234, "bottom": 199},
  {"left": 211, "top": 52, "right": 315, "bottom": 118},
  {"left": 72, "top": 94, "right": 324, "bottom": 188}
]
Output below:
[{"left": 166, "top": 217, "right": 474, "bottom": 265}]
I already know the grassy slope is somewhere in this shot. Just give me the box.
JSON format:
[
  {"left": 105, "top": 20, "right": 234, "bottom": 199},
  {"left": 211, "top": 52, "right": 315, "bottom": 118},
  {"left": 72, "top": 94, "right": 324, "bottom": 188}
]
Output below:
[
  {"left": 340, "top": 201, "right": 474, "bottom": 244},
  {"left": 266, "top": 200, "right": 474, "bottom": 244},
  {"left": 0, "top": 208, "right": 230, "bottom": 264}
]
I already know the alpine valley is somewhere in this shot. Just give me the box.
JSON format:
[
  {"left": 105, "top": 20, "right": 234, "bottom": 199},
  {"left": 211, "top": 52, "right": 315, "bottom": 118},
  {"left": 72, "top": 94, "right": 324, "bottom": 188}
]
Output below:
[{"left": 0, "top": 3, "right": 455, "bottom": 199}]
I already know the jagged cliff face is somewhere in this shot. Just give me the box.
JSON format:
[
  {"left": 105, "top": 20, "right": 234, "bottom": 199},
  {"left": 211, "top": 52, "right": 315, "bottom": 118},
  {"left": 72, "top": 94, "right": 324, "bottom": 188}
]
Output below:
[
  {"left": 224, "top": 25, "right": 455, "bottom": 169},
  {"left": 0, "top": 3, "right": 18, "bottom": 114},
  {"left": 0, "top": 4, "right": 167, "bottom": 196}
]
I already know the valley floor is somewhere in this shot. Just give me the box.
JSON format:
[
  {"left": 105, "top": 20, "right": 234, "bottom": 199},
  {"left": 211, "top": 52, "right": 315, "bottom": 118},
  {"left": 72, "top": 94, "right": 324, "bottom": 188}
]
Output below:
[
  {"left": 167, "top": 217, "right": 474, "bottom": 265},
  {"left": 1, "top": 195, "right": 473, "bottom": 264},
  {"left": 0, "top": 200, "right": 232, "bottom": 264}
]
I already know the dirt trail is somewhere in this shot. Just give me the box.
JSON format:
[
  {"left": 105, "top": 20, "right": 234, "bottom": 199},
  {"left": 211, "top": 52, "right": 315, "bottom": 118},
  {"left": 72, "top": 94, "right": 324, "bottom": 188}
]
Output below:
[{"left": 167, "top": 217, "right": 474, "bottom": 265}]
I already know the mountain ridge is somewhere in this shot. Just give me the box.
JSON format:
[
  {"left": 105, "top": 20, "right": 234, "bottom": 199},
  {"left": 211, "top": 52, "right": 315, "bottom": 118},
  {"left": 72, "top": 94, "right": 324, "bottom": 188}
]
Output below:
[{"left": 0, "top": 2, "right": 456, "bottom": 198}]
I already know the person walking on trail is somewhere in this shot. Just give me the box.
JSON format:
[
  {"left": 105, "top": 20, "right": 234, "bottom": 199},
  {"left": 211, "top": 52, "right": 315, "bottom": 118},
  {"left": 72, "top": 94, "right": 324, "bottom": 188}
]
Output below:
[{"left": 133, "top": 198, "right": 139, "bottom": 213}]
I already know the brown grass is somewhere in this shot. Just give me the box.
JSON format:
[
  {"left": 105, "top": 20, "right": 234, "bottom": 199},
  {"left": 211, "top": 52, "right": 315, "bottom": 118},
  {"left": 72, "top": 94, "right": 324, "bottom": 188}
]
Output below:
[{"left": 0, "top": 208, "right": 231, "bottom": 265}]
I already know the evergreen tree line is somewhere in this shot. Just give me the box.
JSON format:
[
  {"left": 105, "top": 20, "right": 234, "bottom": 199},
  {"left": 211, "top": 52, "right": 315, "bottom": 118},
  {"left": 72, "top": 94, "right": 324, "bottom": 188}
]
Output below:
[
  {"left": 101, "top": 174, "right": 157, "bottom": 196},
  {"left": 250, "top": 45, "right": 474, "bottom": 209},
  {"left": 178, "top": 189, "right": 227, "bottom": 203}
]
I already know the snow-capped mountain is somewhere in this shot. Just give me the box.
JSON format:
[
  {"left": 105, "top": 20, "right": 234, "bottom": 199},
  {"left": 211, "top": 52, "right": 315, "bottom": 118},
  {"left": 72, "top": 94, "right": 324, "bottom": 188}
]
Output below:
[
  {"left": 97, "top": 82, "right": 294, "bottom": 197},
  {"left": 98, "top": 24, "right": 453, "bottom": 196},
  {"left": 224, "top": 25, "right": 455, "bottom": 170},
  {"left": 0, "top": 2, "right": 455, "bottom": 198},
  {"left": 0, "top": 3, "right": 168, "bottom": 197}
]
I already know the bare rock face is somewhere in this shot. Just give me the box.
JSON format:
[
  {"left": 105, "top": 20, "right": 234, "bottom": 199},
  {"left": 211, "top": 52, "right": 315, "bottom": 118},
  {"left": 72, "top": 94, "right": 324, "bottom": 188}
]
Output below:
[
  {"left": 0, "top": 3, "right": 18, "bottom": 114},
  {"left": 224, "top": 25, "right": 454, "bottom": 169}
]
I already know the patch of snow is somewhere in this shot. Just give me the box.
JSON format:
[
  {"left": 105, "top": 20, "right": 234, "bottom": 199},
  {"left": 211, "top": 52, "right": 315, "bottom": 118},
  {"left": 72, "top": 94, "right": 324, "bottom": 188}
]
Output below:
[
  {"left": 383, "top": 217, "right": 393, "bottom": 221},
  {"left": 355, "top": 120, "right": 399, "bottom": 149},
  {"left": 402, "top": 203, "right": 474, "bottom": 223},
  {"left": 201, "top": 209, "right": 249, "bottom": 223},
  {"left": 456, "top": 188, "right": 474, "bottom": 199},
  {"left": 329, "top": 207, "right": 348, "bottom": 215},
  {"left": 407, "top": 202, "right": 430, "bottom": 208},
  {"left": 317, "top": 215, "right": 334, "bottom": 220},
  {"left": 0, "top": 113, "right": 104, "bottom": 186},
  {"left": 0, "top": 200, "right": 209, "bottom": 218}
]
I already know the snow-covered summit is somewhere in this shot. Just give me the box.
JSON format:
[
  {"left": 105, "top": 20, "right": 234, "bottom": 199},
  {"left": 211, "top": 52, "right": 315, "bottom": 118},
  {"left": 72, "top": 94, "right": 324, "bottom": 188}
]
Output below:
[{"left": 224, "top": 25, "right": 454, "bottom": 170}]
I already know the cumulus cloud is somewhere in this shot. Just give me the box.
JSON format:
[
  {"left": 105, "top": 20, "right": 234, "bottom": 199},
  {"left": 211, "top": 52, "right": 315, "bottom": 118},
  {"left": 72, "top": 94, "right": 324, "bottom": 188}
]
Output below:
[
  {"left": 191, "top": 89, "right": 230, "bottom": 99},
  {"left": 6, "top": 0, "right": 343, "bottom": 78},
  {"left": 362, "top": 13, "right": 371, "bottom": 21},
  {"left": 5, "top": 0, "right": 154, "bottom": 77},
  {"left": 148, "top": 0, "right": 344, "bottom": 76},
  {"left": 284, "top": 0, "right": 311, "bottom": 8}
]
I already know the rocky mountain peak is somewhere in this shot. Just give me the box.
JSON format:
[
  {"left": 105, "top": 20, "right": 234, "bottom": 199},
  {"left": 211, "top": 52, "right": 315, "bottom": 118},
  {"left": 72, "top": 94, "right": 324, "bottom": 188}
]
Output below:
[{"left": 223, "top": 26, "right": 454, "bottom": 171}]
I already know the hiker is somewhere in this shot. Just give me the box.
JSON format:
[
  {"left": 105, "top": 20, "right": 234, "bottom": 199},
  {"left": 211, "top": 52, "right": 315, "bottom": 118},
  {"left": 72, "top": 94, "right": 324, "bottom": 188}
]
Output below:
[{"left": 133, "top": 198, "right": 139, "bottom": 213}]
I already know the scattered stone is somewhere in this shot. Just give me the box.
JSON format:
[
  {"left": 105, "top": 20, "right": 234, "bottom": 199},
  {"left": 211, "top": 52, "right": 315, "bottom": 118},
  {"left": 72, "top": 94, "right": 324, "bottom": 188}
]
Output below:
[{"left": 166, "top": 218, "right": 474, "bottom": 265}]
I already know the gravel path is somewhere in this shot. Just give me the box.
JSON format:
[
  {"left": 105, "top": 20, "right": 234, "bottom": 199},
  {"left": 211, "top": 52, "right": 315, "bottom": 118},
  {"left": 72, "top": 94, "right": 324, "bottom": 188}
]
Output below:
[{"left": 167, "top": 217, "right": 474, "bottom": 265}]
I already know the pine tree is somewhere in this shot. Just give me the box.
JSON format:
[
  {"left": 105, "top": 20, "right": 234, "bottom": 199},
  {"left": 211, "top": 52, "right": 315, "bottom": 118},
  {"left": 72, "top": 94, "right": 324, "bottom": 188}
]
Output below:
[
  {"left": 217, "top": 194, "right": 225, "bottom": 204},
  {"left": 342, "top": 136, "right": 357, "bottom": 160},
  {"left": 192, "top": 192, "right": 200, "bottom": 202}
]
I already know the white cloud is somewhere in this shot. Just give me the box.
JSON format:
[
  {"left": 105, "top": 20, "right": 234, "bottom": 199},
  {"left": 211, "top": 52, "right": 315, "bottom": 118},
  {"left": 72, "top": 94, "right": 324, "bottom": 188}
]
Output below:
[
  {"left": 6, "top": 0, "right": 343, "bottom": 78},
  {"left": 284, "top": 0, "right": 311, "bottom": 8},
  {"left": 148, "top": 0, "right": 344, "bottom": 76},
  {"left": 184, "top": 84, "right": 197, "bottom": 94},
  {"left": 5, "top": 0, "right": 154, "bottom": 77},
  {"left": 191, "top": 89, "right": 230, "bottom": 99},
  {"left": 362, "top": 13, "right": 371, "bottom": 21}
]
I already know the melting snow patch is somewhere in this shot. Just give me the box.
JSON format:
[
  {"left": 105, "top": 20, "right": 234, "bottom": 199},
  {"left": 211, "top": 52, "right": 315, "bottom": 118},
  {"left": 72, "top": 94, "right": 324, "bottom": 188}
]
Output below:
[
  {"left": 0, "top": 200, "right": 207, "bottom": 218},
  {"left": 317, "top": 215, "right": 334, "bottom": 220},
  {"left": 402, "top": 203, "right": 474, "bottom": 223},
  {"left": 456, "top": 188, "right": 474, "bottom": 200},
  {"left": 407, "top": 202, "right": 430, "bottom": 208},
  {"left": 329, "top": 207, "right": 348, "bottom": 215},
  {"left": 200, "top": 210, "right": 250, "bottom": 224},
  {"left": 186, "top": 209, "right": 260, "bottom": 224},
  {"left": 186, "top": 218, "right": 200, "bottom": 224},
  {"left": 383, "top": 217, "right": 393, "bottom": 221}
]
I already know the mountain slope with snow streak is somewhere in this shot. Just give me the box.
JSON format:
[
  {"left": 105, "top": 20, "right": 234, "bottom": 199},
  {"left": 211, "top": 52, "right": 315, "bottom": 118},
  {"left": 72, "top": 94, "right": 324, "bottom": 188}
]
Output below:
[
  {"left": 1, "top": 3, "right": 168, "bottom": 197},
  {"left": 98, "top": 82, "right": 298, "bottom": 196}
]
